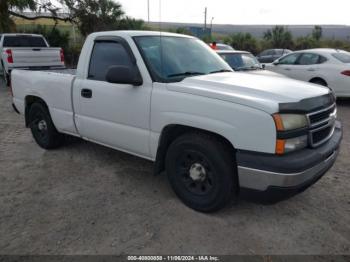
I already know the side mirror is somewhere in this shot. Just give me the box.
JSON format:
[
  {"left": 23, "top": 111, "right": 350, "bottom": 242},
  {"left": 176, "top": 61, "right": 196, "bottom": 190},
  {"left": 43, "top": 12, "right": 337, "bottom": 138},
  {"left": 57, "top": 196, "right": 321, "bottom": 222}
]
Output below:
[
  {"left": 261, "top": 64, "right": 266, "bottom": 69},
  {"left": 106, "top": 66, "right": 143, "bottom": 86}
]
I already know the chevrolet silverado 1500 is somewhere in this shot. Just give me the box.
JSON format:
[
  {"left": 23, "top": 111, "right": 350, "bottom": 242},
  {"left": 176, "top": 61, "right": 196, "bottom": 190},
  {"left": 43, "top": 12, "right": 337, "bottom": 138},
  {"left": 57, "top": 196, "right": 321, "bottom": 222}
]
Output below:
[
  {"left": 1, "top": 33, "right": 65, "bottom": 86},
  {"left": 11, "top": 31, "right": 342, "bottom": 212}
]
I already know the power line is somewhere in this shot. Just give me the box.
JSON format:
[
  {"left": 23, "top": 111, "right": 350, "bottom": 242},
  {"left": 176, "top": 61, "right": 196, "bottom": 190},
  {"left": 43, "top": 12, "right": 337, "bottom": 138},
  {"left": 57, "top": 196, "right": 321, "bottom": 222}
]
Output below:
[{"left": 147, "top": 0, "right": 150, "bottom": 23}]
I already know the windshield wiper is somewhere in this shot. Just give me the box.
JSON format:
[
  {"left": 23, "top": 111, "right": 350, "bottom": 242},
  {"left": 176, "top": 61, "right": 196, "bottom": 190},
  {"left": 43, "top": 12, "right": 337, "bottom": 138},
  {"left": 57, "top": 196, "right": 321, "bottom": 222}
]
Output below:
[
  {"left": 209, "top": 69, "right": 232, "bottom": 74},
  {"left": 167, "top": 71, "right": 205, "bottom": 78}
]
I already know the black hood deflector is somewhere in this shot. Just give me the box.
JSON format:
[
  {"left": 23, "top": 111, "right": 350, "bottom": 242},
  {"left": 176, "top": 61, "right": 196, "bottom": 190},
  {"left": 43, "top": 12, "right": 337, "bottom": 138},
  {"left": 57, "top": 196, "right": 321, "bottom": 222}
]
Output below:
[{"left": 279, "top": 93, "right": 335, "bottom": 113}]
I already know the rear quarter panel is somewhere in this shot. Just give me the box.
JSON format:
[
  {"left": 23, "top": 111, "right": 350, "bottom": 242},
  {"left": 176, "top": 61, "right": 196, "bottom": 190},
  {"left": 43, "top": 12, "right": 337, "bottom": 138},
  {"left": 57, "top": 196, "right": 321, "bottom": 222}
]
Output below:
[{"left": 11, "top": 69, "right": 78, "bottom": 135}]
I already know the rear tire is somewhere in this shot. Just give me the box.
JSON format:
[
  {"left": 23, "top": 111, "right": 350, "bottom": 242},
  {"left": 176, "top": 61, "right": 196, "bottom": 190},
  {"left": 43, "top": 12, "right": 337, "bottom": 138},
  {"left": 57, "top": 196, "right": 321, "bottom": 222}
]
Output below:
[
  {"left": 28, "top": 103, "right": 65, "bottom": 149},
  {"left": 165, "top": 132, "right": 237, "bottom": 212}
]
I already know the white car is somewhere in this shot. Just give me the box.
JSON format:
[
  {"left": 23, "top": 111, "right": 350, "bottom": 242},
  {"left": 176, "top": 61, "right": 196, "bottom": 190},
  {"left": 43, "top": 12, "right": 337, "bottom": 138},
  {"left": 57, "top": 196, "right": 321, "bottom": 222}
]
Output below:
[
  {"left": 266, "top": 48, "right": 350, "bottom": 97},
  {"left": 0, "top": 33, "right": 65, "bottom": 86},
  {"left": 11, "top": 31, "right": 342, "bottom": 212},
  {"left": 217, "top": 50, "right": 286, "bottom": 78},
  {"left": 216, "top": 43, "right": 234, "bottom": 51}
]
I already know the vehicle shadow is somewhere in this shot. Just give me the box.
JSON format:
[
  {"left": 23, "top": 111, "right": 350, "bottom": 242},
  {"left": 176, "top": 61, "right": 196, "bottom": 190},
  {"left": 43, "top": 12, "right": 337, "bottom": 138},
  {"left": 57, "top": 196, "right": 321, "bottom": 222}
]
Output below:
[{"left": 59, "top": 136, "right": 279, "bottom": 215}]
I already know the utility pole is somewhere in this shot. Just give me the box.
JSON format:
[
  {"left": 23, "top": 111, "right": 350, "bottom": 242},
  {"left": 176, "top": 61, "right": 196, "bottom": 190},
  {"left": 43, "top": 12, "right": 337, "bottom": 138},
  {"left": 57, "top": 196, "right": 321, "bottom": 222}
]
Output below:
[
  {"left": 147, "top": 0, "right": 150, "bottom": 23},
  {"left": 210, "top": 17, "right": 214, "bottom": 36},
  {"left": 204, "top": 7, "right": 207, "bottom": 31}
]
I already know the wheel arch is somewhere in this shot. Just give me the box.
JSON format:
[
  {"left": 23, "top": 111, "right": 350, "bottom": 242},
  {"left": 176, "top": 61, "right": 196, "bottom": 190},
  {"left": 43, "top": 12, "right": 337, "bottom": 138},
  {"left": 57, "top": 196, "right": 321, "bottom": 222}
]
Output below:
[
  {"left": 309, "top": 77, "right": 328, "bottom": 86},
  {"left": 24, "top": 95, "right": 49, "bottom": 127},
  {"left": 154, "top": 124, "right": 236, "bottom": 175}
]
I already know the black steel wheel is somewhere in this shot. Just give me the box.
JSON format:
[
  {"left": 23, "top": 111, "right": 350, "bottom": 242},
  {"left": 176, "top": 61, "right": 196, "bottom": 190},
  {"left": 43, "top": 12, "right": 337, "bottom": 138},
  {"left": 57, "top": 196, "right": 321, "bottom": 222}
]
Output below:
[
  {"left": 28, "top": 103, "right": 64, "bottom": 149},
  {"left": 165, "top": 132, "right": 237, "bottom": 212}
]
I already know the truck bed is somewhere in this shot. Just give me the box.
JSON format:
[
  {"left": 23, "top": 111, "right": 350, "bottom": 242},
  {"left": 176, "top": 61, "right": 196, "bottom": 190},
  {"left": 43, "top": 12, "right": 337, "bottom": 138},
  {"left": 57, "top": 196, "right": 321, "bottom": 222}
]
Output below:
[
  {"left": 11, "top": 69, "right": 78, "bottom": 136},
  {"left": 40, "top": 68, "right": 77, "bottom": 75}
]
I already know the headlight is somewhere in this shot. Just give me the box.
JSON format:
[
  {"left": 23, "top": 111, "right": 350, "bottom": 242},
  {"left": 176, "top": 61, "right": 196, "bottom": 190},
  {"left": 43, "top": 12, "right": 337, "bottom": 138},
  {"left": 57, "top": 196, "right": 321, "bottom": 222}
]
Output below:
[
  {"left": 273, "top": 114, "right": 308, "bottom": 131},
  {"left": 273, "top": 114, "right": 309, "bottom": 155}
]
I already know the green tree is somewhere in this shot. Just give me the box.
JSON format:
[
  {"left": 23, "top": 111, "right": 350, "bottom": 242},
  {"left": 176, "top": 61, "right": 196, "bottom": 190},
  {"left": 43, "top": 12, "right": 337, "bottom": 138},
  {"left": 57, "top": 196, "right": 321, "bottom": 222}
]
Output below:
[
  {"left": 60, "top": 0, "right": 145, "bottom": 36},
  {"left": 61, "top": 0, "right": 124, "bottom": 36},
  {"left": 168, "top": 27, "right": 193, "bottom": 36},
  {"left": 263, "top": 26, "right": 293, "bottom": 49},
  {"left": 117, "top": 17, "right": 145, "bottom": 30},
  {"left": 1, "top": 0, "right": 145, "bottom": 36},
  {"left": 312, "top": 25, "right": 323, "bottom": 41},
  {"left": 295, "top": 36, "right": 318, "bottom": 50},
  {"left": 24, "top": 25, "right": 70, "bottom": 50},
  {"left": 224, "top": 33, "right": 259, "bottom": 54},
  {"left": 1, "top": 0, "right": 68, "bottom": 32}
]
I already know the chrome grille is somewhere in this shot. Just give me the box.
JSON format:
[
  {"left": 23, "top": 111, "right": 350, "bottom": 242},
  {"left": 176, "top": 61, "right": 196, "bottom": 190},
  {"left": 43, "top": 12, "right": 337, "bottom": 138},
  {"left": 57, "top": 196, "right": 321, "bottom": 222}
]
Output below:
[{"left": 307, "top": 104, "right": 337, "bottom": 147}]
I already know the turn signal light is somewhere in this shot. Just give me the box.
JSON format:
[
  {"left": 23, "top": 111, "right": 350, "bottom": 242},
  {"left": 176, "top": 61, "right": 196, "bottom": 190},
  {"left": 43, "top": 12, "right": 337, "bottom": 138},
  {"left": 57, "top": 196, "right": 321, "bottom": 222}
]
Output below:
[
  {"left": 275, "top": 139, "right": 286, "bottom": 155},
  {"left": 341, "top": 70, "right": 350, "bottom": 76},
  {"left": 6, "top": 49, "right": 13, "bottom": 63},
  {"left": 273, "top": 114, "right": 284, "bottom": 131}
]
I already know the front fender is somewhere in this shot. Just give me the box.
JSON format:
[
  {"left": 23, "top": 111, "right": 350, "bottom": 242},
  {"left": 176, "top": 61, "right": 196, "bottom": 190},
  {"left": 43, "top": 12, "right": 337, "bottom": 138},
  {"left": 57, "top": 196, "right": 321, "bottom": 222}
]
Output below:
[{"left": 150, "top": 89, "right": 276, "bottom": 158}]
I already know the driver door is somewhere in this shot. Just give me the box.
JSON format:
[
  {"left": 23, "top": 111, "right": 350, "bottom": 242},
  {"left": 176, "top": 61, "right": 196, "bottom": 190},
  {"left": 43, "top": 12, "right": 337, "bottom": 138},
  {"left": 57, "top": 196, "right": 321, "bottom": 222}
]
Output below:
[{"left": 74, "top": 37, "right": 152, "bottom": 158}]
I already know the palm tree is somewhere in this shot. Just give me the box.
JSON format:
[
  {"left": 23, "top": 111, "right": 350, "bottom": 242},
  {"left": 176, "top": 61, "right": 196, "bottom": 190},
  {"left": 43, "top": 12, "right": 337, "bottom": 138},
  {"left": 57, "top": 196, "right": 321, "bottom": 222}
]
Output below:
[
  {"left": 312, "top": 26, "right": 323, "bottom": 41},
  {"left": 263, "top": 26, "right": 293, "bottom": 49}
]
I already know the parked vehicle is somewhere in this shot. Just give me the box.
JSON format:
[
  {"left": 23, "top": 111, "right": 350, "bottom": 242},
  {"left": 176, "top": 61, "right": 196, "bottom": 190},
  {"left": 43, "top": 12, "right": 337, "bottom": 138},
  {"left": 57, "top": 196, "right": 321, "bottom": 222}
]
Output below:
[
  {"left": 217, "top": 50, "right": 286, "bottom": 78},
  {"left": 210, "top": 42, "right": 234, "bottom": 51},
  {"left": 11, "top": 31, "right": 342, "bottom": 212},
  {"left": 265, "top": 49, "right": 350, "bottom": 97},
  {"left": 257, "top": 49, "right": 292, "bottom": 63},
  {"left": 0, "top": 33, "right": 65, "bottom": 86}
]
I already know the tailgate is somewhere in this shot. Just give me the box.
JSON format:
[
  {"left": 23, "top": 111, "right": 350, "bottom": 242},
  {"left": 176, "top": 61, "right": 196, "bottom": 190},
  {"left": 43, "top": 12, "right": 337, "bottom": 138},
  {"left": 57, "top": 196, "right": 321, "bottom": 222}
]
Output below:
[{"left": 9, "top": 48, "right": 64, "bottom": 68}]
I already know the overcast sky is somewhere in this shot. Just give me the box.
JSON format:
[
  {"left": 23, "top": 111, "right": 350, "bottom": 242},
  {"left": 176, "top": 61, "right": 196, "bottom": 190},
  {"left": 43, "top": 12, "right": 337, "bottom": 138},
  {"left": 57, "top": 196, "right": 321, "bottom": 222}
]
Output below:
[{"left": 116, "top": 0, "right": 350, "bottom": 25}]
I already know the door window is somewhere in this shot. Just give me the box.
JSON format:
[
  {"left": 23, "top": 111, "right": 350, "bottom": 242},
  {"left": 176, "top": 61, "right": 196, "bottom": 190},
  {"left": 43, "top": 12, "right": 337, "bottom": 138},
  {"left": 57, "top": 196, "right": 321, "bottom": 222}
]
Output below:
[
  {"left": 278, "top": 53, "right": 300, "bottom": 65},
  {"left": 266, "top": 50, "right": 275, "bottom": 56},
  {"left": 88, "top": 41, "right": 133, "bottom": 81},
  {"left": 297, "top": 53, "right": 321, "bottom": 65},
  {"left": 332, "top": 52, "right": 350, "bottom": 63}
]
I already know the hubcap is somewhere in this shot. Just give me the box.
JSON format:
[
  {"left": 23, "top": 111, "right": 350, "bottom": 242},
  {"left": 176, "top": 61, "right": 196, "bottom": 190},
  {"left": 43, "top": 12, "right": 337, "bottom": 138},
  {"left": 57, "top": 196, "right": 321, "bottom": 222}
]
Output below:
[
  {"left": 38, "top": 120, "right": 47, "bottom": 131},
  {"left": 189, "top": 163, "right": 207, "bottom": 181}
]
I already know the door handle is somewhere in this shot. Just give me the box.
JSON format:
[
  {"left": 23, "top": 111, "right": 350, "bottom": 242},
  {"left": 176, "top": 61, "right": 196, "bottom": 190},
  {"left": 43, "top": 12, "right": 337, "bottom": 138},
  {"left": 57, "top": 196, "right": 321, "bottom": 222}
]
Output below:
[
  {"left": 284, "top": 68, "right": 291, "bottom": 71},
  {"left": 81, "top": 88, "right": 92, "bottom": 98},
  {"left": 307, "top": 68, "right": 316, "bottom": 72}
]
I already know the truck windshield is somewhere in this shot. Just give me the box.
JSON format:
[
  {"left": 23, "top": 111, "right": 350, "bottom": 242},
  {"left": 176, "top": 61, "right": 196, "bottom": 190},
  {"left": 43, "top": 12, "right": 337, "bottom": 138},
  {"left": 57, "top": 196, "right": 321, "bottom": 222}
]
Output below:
[
  {"left": 3, "top": 36, "right": 47, "bottom": 48},
  {"left": 134, "top": 36, "right": 232, "bottom": 82}
]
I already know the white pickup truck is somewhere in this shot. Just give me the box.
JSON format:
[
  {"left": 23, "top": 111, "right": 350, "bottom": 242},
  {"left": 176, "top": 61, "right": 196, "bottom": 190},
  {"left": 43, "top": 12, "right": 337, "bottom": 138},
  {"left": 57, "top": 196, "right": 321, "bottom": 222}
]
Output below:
[
  {"left": 0, "top": 33, "right": 65, "bottom": 86},
  {"left": 11, "top": 31, "right": 342, "bottom": 212}
]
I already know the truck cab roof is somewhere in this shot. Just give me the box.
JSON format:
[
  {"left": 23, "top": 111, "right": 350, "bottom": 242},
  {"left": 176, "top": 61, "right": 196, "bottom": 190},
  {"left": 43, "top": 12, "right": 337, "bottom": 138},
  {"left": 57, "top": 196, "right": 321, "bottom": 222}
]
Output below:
[{"left": 88, "top": 30, "right": 194, "bottom": 39}]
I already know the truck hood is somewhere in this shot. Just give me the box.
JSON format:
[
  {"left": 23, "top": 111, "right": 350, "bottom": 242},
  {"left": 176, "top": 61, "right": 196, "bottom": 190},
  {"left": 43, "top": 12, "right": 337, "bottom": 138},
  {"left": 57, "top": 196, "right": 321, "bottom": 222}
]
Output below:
[
  {"left": 243, "top": 69, "right": 287, "bottom": 78},
  {"left": 167, "top": 72, "right": 330, "bottom": 113}
]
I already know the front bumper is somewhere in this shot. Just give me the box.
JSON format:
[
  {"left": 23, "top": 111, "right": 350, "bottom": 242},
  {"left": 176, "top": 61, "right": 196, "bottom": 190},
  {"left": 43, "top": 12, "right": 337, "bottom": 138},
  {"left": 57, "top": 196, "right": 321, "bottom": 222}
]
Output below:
[{"left": 237, "top": 121, "right": 342, "bottom": 203}]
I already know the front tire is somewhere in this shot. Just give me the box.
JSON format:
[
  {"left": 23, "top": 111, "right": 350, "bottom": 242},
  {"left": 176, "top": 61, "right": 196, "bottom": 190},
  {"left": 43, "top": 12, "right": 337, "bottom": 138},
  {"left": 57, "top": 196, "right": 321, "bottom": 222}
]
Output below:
[
  {"left": 28, "top": 103, "right": 64, "bottom": 149},
  {"left": 165, "top": 133, "right": 237, "bottom": 212}
]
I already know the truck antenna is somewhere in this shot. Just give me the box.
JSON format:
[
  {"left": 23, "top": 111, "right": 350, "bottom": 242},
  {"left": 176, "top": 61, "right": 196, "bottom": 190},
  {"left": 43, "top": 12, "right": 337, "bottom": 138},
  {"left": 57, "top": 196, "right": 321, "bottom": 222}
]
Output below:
[{"left": 159, "top": 0, "right": 164, "bottom": 78}]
